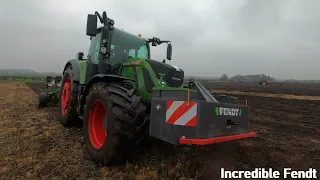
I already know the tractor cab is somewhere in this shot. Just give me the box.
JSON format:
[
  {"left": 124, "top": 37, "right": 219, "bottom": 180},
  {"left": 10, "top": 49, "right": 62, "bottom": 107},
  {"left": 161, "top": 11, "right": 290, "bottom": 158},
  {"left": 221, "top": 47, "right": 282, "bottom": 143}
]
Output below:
[
  {"left": 87, "top": 27, "right": 150, "bottom": 64},
  {"left": 84, "top": 11, "right": 183, "bottom": 90},
  {"left": 108, "top": 28, "right": 150, "bottom": 74}
]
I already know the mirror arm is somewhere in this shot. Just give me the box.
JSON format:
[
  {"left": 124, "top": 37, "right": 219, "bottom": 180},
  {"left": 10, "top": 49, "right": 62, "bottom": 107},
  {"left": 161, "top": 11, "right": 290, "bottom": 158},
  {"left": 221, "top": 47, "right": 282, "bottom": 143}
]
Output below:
[
  {"left": 95, "top": 11, "right": 104, "bottom": 23},
  {"left": 102, "top": 12, "right": 108, "bottom": 25},
  {"left": 160, "top": 40, "right": 170, "bottom": 44},
  {"left": 146, "top": 39, "right": 171, "bottom": 46}
]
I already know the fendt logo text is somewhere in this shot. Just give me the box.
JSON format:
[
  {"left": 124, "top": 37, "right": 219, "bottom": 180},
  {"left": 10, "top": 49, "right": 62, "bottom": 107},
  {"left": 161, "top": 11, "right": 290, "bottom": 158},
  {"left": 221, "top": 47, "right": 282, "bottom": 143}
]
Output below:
[{"left": 215, "top": 107, "right": 242, "bottom": 116}]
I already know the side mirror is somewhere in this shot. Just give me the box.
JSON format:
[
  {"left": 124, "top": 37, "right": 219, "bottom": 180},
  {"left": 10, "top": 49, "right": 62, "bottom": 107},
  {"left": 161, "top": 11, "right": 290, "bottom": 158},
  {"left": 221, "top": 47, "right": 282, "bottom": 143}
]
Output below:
[
  {"left": 86, "top": 14, "right": 97, "bottom": 36},
  {"left": 76, "top": 52, "right": 84, "bottom": 60},
  {"left": 166, "top": 43, "right": 172, "bottom": 60}
]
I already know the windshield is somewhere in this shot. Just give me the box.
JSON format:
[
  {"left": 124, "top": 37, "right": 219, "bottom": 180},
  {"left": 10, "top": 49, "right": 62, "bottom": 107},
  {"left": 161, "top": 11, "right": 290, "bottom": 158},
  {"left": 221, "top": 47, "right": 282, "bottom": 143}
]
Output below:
[{"left": 109, "top": 28, "right": 149, "bottom": 66}]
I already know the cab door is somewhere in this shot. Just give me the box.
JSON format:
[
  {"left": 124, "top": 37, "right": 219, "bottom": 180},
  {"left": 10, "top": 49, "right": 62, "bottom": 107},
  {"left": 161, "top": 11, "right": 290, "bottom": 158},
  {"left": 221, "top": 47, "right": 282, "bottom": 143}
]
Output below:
[{"left": 78, "top": 32, "right": 102, "bottom": 84}]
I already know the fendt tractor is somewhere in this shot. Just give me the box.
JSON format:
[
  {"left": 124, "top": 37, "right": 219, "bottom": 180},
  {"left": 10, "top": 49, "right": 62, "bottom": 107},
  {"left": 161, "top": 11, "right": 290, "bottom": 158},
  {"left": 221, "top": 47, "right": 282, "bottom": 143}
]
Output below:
[{"left": 52, "top": 11, "right": 256, "bottom": 165}]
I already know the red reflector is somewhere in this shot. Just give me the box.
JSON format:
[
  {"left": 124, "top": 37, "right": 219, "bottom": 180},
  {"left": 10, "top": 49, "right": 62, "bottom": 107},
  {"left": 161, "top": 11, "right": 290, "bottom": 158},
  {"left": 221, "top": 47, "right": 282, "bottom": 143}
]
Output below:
[
  {"left": 130, "top": 61, "right": 142, "bottom": 65},
  {"left": 123, "top": 61, "right": 142, "bottom": 66},
  {"left": 179, "top": 132, "right": 256, "bottom": 145}
]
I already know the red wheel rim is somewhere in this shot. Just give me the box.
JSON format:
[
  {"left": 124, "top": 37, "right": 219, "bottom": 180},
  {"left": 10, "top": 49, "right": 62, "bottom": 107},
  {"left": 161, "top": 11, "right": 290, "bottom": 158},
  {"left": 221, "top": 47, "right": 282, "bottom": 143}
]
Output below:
[
  {"left": 61, "top": 77, "right": 71, "bottom": 115},
  {"left": 88, "top": 100, "right": 107, "bottom": 149}
]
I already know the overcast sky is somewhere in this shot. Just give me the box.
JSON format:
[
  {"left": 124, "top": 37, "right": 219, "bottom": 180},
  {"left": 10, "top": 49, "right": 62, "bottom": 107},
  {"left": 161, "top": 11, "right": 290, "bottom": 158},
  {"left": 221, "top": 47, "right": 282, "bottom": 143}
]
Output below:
[{"left": 0, "top": 0, "right": 319, "bottom": 80}]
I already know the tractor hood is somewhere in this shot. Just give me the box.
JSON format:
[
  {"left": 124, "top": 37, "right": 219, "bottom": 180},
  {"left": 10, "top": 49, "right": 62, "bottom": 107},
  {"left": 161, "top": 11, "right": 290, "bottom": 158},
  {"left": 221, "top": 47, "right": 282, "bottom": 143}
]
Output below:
[{"left": 146, "top": 59, "right": 184, "bottom": 87}]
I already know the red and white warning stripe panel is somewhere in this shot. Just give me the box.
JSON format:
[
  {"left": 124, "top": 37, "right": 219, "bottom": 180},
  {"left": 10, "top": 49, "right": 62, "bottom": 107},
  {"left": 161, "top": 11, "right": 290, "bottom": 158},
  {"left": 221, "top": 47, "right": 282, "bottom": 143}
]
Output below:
[{"left": 166, "top": 100, "right": 198, "bottom": 127}]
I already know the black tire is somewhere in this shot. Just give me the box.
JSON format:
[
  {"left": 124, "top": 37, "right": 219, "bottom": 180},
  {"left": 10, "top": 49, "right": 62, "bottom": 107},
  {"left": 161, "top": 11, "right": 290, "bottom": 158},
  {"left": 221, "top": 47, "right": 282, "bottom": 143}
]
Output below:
[
  {"left": 58, "top": 66, "right": 79, "bottom": 126},
  {"left": 38, "top": 93, "right": 49, "bottom": 108},
  {"left": 83, "top": 82, "right": 149, "bottom": 166}
]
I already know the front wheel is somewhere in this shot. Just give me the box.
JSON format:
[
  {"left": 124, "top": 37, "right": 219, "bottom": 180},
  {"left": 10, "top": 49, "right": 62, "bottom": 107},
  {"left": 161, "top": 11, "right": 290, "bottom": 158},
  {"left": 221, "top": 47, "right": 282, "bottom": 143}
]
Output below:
[
  {"left": 58, "top": 66, "right": 78, "bottom": 126},
  {"left": 83, "top": 82, "right": 149, "bottom": 166}
]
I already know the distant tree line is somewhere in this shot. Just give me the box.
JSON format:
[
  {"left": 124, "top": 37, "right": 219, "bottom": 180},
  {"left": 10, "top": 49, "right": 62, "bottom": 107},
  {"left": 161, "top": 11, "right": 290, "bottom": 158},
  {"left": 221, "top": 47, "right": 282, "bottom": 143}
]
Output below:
[
  {"left": 0, "top": 76, "right": 46, "bottom": 82},
  {"left": 184, "top": 74, "right": 276, "bottom": 83},
  {"left": 229, "top": 74, "right": 275, "bottom": 82}
]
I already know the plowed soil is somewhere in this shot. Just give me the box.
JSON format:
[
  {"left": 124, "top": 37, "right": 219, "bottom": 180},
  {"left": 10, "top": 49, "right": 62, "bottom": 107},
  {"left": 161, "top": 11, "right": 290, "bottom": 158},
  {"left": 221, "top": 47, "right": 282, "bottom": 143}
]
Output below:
[
  {"left": 202, "top": 81, "right": 320, "bottom": 96},
  {"left": 26, "top": 82, "right": 51, "bottom": 94},
  {"left": 0, "top": 82, "right": 319, "bottom": 179}
]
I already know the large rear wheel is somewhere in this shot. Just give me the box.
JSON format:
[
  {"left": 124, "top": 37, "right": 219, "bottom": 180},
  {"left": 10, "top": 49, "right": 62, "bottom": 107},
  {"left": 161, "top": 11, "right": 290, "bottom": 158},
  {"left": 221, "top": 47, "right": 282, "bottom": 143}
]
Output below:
[
  {"left": 83, "top": 82, "right": 149, "bottom": 165},
  {"left": 58, "top": 66, "right": 78, "bottom": 126}
]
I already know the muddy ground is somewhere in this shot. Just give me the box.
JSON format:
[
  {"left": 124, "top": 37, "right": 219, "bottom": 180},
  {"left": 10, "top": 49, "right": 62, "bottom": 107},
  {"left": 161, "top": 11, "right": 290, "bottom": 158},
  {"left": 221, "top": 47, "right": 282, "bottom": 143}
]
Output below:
[
  {"left": 0, "top": 82, "right": 319, "bottom": 179},
  {"left": 202, "top": 81, "right": 320, "bottom": 96}
]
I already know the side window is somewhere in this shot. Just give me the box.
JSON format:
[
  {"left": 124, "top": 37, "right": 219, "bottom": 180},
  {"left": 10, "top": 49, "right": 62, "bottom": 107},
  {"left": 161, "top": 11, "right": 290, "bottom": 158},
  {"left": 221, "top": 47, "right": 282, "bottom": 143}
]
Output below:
[
  {"left": 88, "top": 33, "right": 101, "bottom": 64},
  {"left": 128, "top": 49, "right": 136, "bottom": 57},
  {"left": 137, "top": 46, "right": 148, "bottom": 59}
]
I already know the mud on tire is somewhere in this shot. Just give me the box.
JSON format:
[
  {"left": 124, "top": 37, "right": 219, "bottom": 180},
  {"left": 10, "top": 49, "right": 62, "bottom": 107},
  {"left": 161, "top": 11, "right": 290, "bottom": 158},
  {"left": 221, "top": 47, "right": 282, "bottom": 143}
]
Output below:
[
  {"left": 83, "top": 82, "right": 149, "bottom": 166},
  {"left": 58, "top": 66, "right": 79, "bottom": 126}
]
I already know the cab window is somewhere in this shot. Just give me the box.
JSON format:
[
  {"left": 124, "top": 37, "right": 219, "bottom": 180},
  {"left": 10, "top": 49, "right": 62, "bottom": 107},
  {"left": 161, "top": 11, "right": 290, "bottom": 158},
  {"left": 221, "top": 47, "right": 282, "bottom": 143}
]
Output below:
[
  {"left": 88, "top": 33, "right": 101, "bottom": 64},
  {"left": 109, "top": 28, "right": 149, "bottom": 66},
  {"left": 137, "top": 45, "right": 148, "bottom": 59},
  {"left": 128, "top": 49, "right": 135, "bottom": 57}
]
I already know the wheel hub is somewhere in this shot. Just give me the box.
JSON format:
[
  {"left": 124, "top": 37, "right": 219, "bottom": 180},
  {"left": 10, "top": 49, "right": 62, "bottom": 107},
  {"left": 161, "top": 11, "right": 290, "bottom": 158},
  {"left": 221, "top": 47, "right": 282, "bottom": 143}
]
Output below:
[
  {"left": 61, "top": 77, "right": 71, "bottom": 115},
  {"left": 88, "top": 100, "right": 107, "bottom": 149}
]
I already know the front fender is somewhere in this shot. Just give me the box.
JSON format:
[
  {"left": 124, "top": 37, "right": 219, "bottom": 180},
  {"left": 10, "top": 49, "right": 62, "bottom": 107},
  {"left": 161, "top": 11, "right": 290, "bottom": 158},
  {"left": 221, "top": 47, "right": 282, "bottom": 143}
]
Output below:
[{"left": 63, "top": 59, "right": 80, "bottom": 82}]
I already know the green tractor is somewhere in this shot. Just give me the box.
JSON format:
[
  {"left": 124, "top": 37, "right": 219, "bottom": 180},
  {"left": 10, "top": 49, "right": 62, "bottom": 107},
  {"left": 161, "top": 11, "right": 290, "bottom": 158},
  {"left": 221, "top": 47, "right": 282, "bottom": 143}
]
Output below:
[{"left": 56, "top": 11, "right": 256, "bottom": 166}]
